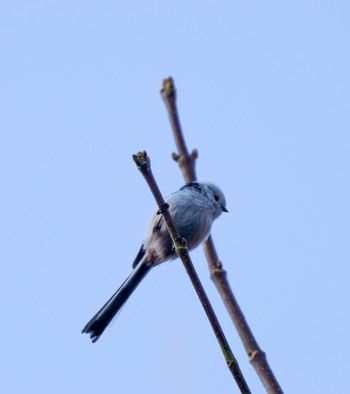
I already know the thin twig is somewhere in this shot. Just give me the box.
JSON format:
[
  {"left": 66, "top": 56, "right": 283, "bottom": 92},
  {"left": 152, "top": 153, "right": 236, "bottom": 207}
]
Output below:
[
  {"left": 160, "top": 77, "right": 284, "bottom": 394},
  {"left": 133, "top": 150, "right": 251, "bottom": 394}
]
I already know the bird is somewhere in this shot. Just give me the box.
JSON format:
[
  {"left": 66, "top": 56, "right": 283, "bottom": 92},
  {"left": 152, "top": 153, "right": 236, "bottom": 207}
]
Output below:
[{"left": 82, "top": 181, "right": 228, "bottom": 342}]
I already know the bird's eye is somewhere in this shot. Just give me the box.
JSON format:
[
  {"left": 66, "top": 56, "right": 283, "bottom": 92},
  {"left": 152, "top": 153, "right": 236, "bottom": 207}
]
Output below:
[{"left": 214, "top": 194, "right": 219, "bottom": 202}]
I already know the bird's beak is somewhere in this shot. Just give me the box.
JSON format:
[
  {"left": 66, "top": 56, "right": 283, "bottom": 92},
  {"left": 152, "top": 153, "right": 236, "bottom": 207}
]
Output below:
[{"left": 222, "top": 206, "right": 228, "bottom": 213}]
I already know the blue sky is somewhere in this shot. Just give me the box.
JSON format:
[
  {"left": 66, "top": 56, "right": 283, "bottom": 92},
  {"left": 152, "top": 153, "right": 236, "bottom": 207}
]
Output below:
[{"left": 1, "top": 1, "right": 349, "bottom": 393}]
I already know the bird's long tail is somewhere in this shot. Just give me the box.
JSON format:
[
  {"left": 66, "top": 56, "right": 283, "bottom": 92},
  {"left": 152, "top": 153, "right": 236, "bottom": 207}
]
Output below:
[{"left": 82, "top": 259, "right": 152, "bottom": 343}]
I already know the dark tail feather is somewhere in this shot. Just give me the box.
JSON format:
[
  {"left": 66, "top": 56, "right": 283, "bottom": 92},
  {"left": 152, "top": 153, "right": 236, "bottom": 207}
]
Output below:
[{"left": 82, "top": 260, "right": 152, "bottom": 343}]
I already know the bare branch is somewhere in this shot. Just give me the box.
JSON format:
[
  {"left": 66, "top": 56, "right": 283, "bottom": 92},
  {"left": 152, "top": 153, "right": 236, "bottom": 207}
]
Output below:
[
  {"left": 160, "top": 78, "right": 197, "bottom": 183},
  {"left": 161, "top": 77, "right": 284, "bottom": 394},
  {"left": 133, "top": 150, "right": 251, "bottom": 394}
]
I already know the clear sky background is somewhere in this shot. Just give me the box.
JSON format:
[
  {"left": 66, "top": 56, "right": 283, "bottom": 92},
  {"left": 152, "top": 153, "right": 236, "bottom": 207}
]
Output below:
[{"left": 1, "top": 1, "right": 349, "bottom": 393}]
